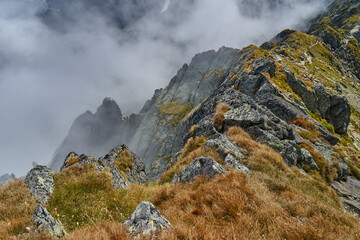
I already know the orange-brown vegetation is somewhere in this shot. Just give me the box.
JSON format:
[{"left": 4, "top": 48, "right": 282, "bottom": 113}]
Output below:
[
  {"left": 213, "top": 103, "right": 230, "bottom": 132},
  {"left": 0, "top": 180, "right": 38, "bottom": 240},
  {"left": 289, "top": 115, "right": 318, "bottom": 132},
  {"left": 3, "top": 126, "right": 360, "bottom": 239},
  {"left": 65, "top": 222, "right": 129, "bottom": 240},
  {"left": 114, "top": 150, "right": 134, "bottom": 173},
  {"left": 160, "top": 136, "right": 221, "bottom": 184},
  {"left": 65, "top": 156, "right": 80, "bottom": 167},
  {"left": 289, "top": 116, "right": 322, "bottom": 143}
]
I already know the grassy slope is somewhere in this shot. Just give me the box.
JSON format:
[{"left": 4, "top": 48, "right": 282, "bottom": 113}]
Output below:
[{"left": 59, "top": 126, "right": 360, "bottom": 239}]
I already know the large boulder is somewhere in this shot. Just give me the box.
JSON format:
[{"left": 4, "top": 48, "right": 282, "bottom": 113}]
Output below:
[
  {"left": 123, "top": 201, "right": 171, "bottom": 235},
  {"left": 32, "top": 204, "right": 67, "bottom": 238},
  {"left": 173, "top": 157, "right": 227, "bottom": 184},
  {"left": 24, "top": 166, "right": 54, "bottom": 205}
]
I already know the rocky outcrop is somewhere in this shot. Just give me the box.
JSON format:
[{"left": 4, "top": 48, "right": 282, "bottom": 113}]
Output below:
[
  {"left": 24, "top": 166, "right": 54, "bottom": 205},
  {"left": 101, "top": 145, "right": 147, "bottom": 184},
  {"left": 123, "top": 201, "right": 171, "bottom": 235},
  {"left": 173, "top": 157, "right": 227, "bottom": 184},
  {"left": 0, "top": 173, "right": 16, "bottom": 187},
  {"left": 332, "top": 177, "right": 360, "bottom": 217},
  {"left": 61, "top": 152, "right": 130, "bottom": 189},
  {"left": 60, "top": 144, "right": 147, "bottom": 188},
  {"left": 32, "top": 204, "right": 67, "bottom": 238},
  {"left": 313, "top": 84, "right": 351, "bottom": 134}
]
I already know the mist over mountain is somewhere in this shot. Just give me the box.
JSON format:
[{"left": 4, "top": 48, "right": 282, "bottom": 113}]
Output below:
[{"left": 0, "top": 0, "right": 331, "bottom": 176}]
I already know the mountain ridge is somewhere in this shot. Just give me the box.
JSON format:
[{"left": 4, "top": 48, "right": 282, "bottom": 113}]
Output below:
[{"left": 3, "top": 0, "right": 360, "bottom": 239}]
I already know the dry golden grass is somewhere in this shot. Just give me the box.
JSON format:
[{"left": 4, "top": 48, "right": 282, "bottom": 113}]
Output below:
[
  {"left": 289, "top": 116, "right": 322, "bottom": 143},
  {"left": 64, "top": 171, "right": 360, "bottom": 240},
  {"left": 227, "top": 126, "right": 257, "bottom": 152},
  {"left": 213, "top": 103, "right": 230, "bottom": 132},
  {"left": 4, "top": 125, "right": 360, "bottom": 239},
  {"left": 0, "top": 180, "right": 38, "bottom": 240},
  {"left": 114, "top": 150, "right": 134, "bottom": 173},
  {"left": 65, "top": 222, "right": 129, "bottom": 240},
  {"left": 289, "top": 116, "right": 318, "bottom": 132},
  {"left": 160, "top": 136, "right": 222, "bottom": 184},
  {"left": 62, "top": 126, "right": 360, "bottom": 239},
  {"left": 65, "top": 156, "right": 80, "bottom": 167}
]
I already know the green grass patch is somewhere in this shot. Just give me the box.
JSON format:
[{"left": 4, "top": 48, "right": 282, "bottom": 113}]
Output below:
[{"left": 157, "top": 100, "right": 193, "bottom": 126}]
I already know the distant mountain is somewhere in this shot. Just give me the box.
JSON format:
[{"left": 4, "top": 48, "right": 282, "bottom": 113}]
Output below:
[{"left": 0, "top": 173, "right": 16, "bottom": 186}]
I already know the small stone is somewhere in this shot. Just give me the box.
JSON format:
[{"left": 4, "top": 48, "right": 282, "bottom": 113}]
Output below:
[
  {"left": 123, "top": 201, "right": 171, "bottom": 235},
  {"left": 173, "top": 157, "right": 227, "bottom": 184},
  {"left": 224, "top": 154, "right": 250, "bottom": 173}
]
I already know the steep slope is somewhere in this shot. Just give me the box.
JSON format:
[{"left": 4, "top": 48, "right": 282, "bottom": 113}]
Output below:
[{"left": 51, "top": 0, "right": 360, "bottom": 184}]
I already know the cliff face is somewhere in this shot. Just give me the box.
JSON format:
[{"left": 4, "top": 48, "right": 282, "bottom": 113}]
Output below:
[{"left": 51, "top": 0, "right": 360, "bottom": 185}]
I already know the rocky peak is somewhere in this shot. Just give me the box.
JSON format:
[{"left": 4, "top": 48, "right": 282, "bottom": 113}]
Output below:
[
  {"left": 0, "top": 173, "right": 16, "bottom": 187},
  {"left": 96, "top": 97, "right": 122, "bottom": 119}
]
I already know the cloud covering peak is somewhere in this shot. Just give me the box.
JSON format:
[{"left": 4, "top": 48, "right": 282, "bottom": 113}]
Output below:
[{"left": 0, "top": 0, "right": 331, "bottom": 176}]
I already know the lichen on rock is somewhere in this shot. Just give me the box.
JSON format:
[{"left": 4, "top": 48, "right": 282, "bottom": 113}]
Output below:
[
  {"left": 24, "top": 165, "right": 55, "bottom": 205},
  {"left": 123, "top": 201, "right": 171, "bottom": 235},
  {"left": 32, "top": 204, "right": 67, "bottom": 238}
]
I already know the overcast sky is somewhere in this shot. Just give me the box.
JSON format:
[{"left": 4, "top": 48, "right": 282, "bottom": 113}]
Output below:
[{"left": 0, "top": 0, "right": 331, "bottom": 177}]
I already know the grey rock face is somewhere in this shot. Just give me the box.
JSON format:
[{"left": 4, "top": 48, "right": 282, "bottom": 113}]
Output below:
[
  {"left": 173, "top": 157, "right": 227, "bottom": 184},
  {"left": 24, "top": 166, "right": 54, "bottom": 205},
  {"left": 32, "top": 204, "right": 67, "bottom": 238},
  {"left": 123, "top": 201, "right": 171, "bottom": 235},
  {"left": 204, "top": 134, "right": 245, "bottom": 160},
  {"left": 331, "top": 177, "right": 360, "bottom": 217},
  {"left": 224, "top": 154, "right": 250, "bottom": 173},
  {"left": 314, "top": 84, "right": 351, "bottom": 134},
  {"left": 0, "top": 173, "right": 16, "bottom": 187}
]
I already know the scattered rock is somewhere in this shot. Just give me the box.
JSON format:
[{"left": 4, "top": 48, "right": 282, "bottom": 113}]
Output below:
[
  {"left": 173, "top": 157, "right": 227, "bottom": 184},
  {"left": 224, "top": 154, "right": 250, "bottom": 173},
  {"left": 204, "top": 134, "right": 244, "bottom": 159},
  {"left": 24, "top": 166, "right": 54, "bottom": 205},
  {"left": 123, "top": 201, "right": 171, "bottom": 235},
  {"left": 331, "top": 177, "right": 360, "bottom": 217},
  {"left": 32, "top": 204, "right": 67, "bottom": 238}
]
